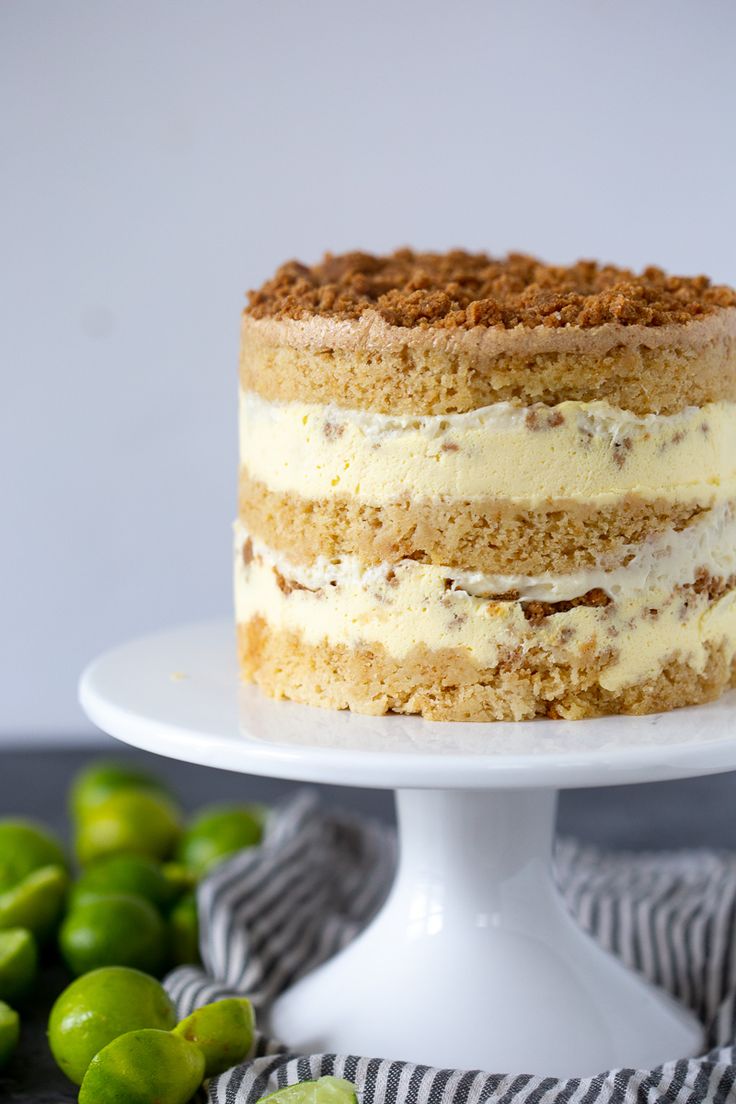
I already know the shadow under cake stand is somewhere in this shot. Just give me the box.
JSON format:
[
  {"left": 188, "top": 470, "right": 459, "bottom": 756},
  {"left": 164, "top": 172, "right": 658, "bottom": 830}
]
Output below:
[{"left": 79, "top": 619, "right": 736, "bottom": 1077}]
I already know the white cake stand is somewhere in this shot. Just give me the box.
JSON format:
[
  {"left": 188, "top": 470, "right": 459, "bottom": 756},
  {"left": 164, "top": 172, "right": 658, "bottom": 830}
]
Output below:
[{"left": 79, "top": 619, "right": 736, "bottom": 1077}]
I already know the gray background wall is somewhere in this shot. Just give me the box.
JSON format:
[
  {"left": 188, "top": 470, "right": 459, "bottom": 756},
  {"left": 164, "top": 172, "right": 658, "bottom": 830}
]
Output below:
[{"left": 2, "top": 0, "right": 735, "bottom": 739}]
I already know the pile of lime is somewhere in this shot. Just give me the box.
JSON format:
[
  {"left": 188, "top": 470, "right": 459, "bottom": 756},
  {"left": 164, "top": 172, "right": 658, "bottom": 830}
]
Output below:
[
  {"left": 47, "top": 963, "right": 357, "bottom": 1102},
  {"left": 0, "top": 758, "right": 296, "bottom": 1098},
  {"left": 62, "top": 761, "right": 265, "bottom": 980},
  {"left": 49, "top": 965, "right": 256, "bottom": 1099}
]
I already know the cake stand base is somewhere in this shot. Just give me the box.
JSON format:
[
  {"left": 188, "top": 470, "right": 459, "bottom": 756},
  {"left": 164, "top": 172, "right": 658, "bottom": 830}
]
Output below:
[
  {"left": 79, "top": 621, "right": 736, "bottom": 1075},
  {"left": 272, "top": 788, "right": 700, "bottom": 1075}
]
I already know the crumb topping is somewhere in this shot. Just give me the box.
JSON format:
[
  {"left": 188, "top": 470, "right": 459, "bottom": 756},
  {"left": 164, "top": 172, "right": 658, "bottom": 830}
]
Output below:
[{"left": 245, "top": 249, "right": 736, "bottom": 330}]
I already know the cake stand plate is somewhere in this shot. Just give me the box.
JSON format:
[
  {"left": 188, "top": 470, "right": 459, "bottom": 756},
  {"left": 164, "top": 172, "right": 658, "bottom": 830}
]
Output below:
[{"left": 80, "top": 620, "right": 736, "bottom": 1076}]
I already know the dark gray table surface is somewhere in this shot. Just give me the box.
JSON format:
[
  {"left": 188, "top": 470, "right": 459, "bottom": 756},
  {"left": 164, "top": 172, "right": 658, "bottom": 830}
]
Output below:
[{"left": 1, "top": 742, "right": 735, "bottom": 1102}]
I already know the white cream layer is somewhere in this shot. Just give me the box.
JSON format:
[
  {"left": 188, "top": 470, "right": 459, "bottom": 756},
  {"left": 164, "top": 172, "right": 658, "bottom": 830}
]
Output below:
[
  {"left": 235, "top": 512, "right": 736, "bottom": 693},
  {"left": 239, "top": 391, "right": 736, "bottom": 507}
]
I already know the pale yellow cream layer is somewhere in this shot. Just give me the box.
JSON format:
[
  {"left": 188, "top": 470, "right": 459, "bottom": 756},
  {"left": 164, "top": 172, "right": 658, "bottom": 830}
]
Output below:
[
  {"left": 239, "top": 391, "right": 736, "bottom": 507},
  {"left": 235, "top": 536, "right": 736, "bottom": 694}
]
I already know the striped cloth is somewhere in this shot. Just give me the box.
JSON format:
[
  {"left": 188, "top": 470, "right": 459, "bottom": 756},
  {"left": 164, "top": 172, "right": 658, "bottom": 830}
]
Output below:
[{"left": 166, "top": 792, "right": 736, "bottom": 1104}]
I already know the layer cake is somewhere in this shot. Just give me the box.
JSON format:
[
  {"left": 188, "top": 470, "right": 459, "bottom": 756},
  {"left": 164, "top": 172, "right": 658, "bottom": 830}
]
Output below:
[{"left": 236, "top": 251, "right": 736, "bottom": 721}]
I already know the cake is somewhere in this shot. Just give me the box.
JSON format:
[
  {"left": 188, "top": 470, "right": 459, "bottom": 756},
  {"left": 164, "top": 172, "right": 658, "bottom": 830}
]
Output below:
[{"left": 235, "top": 250, "right": 736, "bottom": 721}]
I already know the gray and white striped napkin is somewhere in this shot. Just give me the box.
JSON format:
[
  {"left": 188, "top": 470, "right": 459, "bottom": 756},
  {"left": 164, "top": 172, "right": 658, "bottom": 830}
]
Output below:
[{"left": 166, "top": 792, "right": 736, "bottom": 1104}]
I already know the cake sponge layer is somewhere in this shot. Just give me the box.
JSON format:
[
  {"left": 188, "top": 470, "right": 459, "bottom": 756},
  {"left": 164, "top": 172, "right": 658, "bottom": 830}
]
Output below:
[
  {"left": 238, "top": 619, "right": 736, "bottom": 722},
  {"left": 241, "top": 310, "right": 736, "bottom": 417},
  {"left": 238, "top": 472, "right": 713, "bottom": 576}
]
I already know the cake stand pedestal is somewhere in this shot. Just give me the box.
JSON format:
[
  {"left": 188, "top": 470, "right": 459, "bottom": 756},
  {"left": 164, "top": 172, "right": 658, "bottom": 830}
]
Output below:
[{"left": 79, "top": 620, "right": 736, "bottom": 1076}]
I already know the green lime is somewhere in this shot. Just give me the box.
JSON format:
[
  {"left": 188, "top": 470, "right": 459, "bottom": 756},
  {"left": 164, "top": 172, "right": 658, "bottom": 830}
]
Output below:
[
  {"left": 161, "top": 862, "right": 196, "bottom": 901},
  {"left": 0, "top": 1000, "right": 19, "bottom": 1070},
  {"left": 59, "top": 894, "right": 166, "bottom": 976},
  {"left": 177, "top": 804, "right": 264, "bottom": 877},
  {"left": 75, "top": 790, "right": 183, "bottom": 866},
  {"left": 79, "top": 1028, "right": 205, "bottom": 1104},
  {"left": 169, "top": 892, "right": 199, "bottom": 966},
  {"left": 0, "top": 928, "right": 37, "bottom": 1002},
  {"left": 0, "top": 818, "right": 67, "bottom": 892},
  {"left": 174, "top": 996, "right": 255, "bottom": 1077},
  {"left": 70, "top": 760, "right": 171, "bottom": 820},
  {"left": 0, "top": 864, "right": 68, "bottom": 942},
  {"left": 258, "top": 1077, "right": 359, "bottom": 1104},
  {"left": 70, "top": 855, "right": 176, "bottom": 914},
  {"left": 48, "top": 965, "right": 177, "bottom": 1085}
]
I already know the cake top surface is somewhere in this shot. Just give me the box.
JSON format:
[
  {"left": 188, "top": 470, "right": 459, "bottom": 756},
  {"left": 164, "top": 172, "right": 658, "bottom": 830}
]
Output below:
[{"left": 245, "top": 249, "right": 736, "bottom": 331}]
